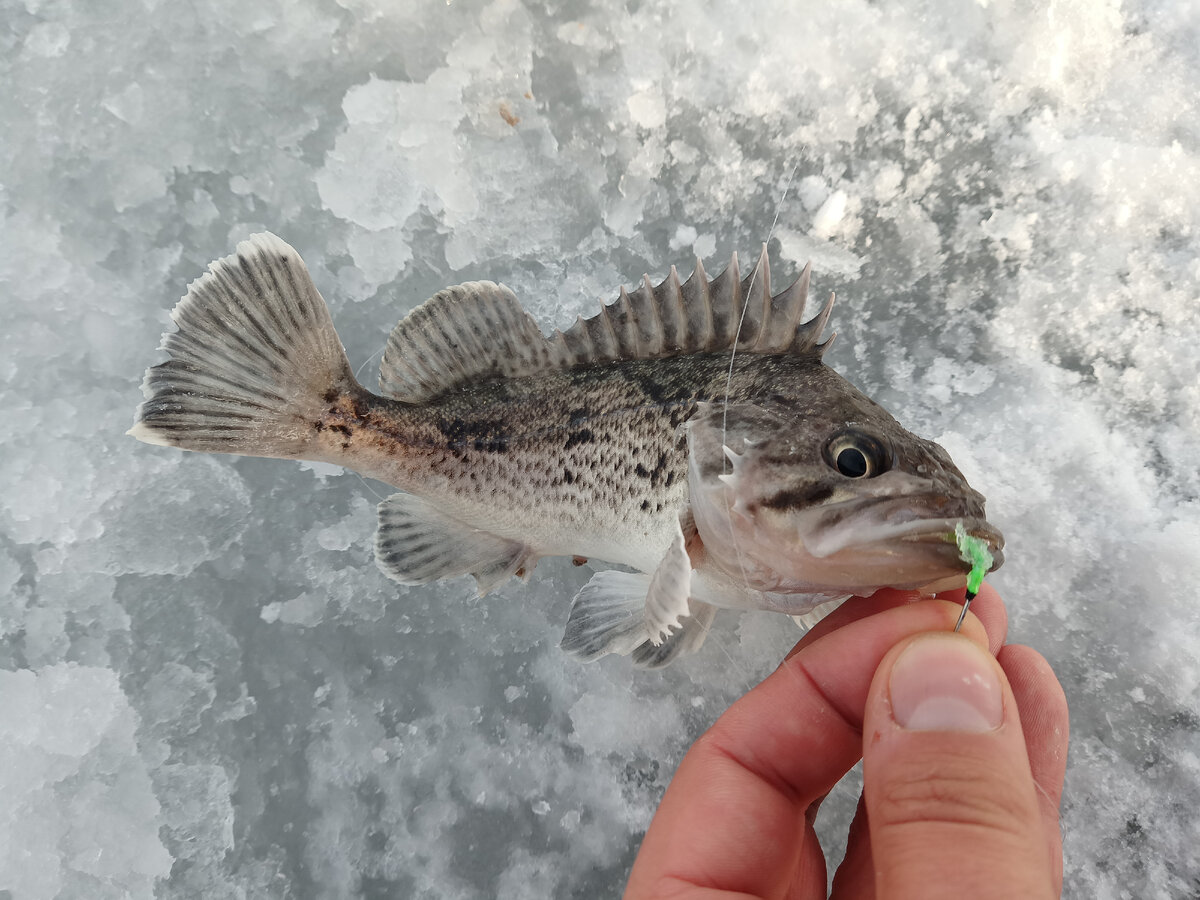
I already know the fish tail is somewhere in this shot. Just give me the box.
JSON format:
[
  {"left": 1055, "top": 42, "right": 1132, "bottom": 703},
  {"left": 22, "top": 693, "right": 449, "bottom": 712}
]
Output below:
[{"left": 129, "top": 233, "right": 359, "bottom": 459}]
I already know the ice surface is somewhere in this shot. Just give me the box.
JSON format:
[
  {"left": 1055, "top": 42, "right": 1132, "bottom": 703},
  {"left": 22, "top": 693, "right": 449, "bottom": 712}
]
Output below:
[{"left": 1, "top": 0, "right": 1198, "bottom": 897}]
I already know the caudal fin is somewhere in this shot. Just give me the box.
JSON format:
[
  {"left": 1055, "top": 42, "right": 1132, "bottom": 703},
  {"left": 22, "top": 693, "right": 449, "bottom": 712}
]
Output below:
[{"left": 129, "top": 233, "right": 358, "bottom": 459}]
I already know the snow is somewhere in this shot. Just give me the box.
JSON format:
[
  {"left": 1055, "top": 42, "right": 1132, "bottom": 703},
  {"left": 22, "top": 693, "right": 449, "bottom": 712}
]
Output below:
[{"left": 1, "top": 0, "right": 1198, "bottom": 897}]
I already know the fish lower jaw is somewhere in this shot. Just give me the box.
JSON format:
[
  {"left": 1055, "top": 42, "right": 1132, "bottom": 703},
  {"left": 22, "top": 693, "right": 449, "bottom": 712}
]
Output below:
[{"left": 803, "top": 514, "right": 1003, "bottom": 561}]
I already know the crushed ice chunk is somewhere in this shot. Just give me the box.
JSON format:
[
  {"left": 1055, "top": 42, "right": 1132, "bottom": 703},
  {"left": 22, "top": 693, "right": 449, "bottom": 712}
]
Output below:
[
  {"left": 102, "top": 83, "right": 146, "bottom": 125},
  {"left": 670, "top": 224, "right": 698, "bottom": 251},
  {"left": 797, "top": 175, "right": 830, "bottom": 211},
  {"left": 627, "top": 89, "right": 667, "bottom": 129},
  {"left": 22, "top": 21, "right": 70, "bottom": 57},
  {"left": 0, "top": 666, "right": 172, "bottom": 896},
  {"left": 811, "top": 190, "right": 849, "bottom": 239},
  {"left": 692, "top": 233, "right": 717, "bottom": 259}
]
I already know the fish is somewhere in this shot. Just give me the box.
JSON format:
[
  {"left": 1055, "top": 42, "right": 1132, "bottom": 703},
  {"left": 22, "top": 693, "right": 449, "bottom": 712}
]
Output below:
[{"left": 129, "top": 233, "right": 1004, "bottom": 668}]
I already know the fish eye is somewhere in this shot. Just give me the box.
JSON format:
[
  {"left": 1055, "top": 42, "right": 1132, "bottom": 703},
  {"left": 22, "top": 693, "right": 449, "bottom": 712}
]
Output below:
[{"left": 825, "top": 431, "right": 890, "bottom": 479}]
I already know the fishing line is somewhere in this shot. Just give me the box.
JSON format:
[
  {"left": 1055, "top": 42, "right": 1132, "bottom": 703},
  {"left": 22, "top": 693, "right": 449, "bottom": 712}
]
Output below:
[
  {"left": 701, "top": 161, "right": 812, "bottom": 692},
  {"left": 355, "top": 345, "right": 383, "bottom": 383},
  {"left": 720, "top": 160, "right": 799, "bottom": 447},
  {"left": 353, "top": 473, "right": 389, "bottom": 504},
  {"left": 717, "top": 161, "right": 802, "bottom": 600}
]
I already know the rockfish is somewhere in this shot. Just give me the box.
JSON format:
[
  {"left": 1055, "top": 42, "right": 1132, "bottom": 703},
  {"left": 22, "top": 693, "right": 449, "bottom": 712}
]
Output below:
[{"left": 130, "top": 234, "right": 1003, "bottom": 667}]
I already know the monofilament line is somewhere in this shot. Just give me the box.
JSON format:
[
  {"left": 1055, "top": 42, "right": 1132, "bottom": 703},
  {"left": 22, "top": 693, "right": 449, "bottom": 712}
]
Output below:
[
  {"left": 718, "top": 160, "right": 801, "bottom": 602},
  {"left": 720, "top": 160, "right": 800, "bottom": 448}
]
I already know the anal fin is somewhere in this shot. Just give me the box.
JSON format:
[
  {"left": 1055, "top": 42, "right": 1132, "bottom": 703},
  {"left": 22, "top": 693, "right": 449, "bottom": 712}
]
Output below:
[{"left": 375, "top": 493, "right": 532, "bottom": 595}]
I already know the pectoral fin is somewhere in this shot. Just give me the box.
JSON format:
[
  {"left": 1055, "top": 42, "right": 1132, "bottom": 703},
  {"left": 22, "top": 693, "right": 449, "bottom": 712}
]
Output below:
[
  {"left": 641, "top": 519, "right": 692, "bottom": 644},
  {"left": 631, "top": 599, "right": 717, "bottom": 668},
  {"left": 560, "top": 520, "right": 694, "bottom": 662},
  {"left": 375, "top": 493, "right": 533, "bottom": 595}
]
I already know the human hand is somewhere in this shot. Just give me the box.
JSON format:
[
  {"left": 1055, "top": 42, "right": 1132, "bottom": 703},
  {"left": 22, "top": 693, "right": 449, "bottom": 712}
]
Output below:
[{"left": 624, "top": 586, "right": 1069, "bottom": 899}]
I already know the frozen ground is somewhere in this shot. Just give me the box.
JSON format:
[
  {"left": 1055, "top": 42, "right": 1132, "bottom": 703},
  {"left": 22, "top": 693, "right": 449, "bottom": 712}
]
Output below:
[{"left": 2, "top": 0, "right": 1198, "bottom": 897}]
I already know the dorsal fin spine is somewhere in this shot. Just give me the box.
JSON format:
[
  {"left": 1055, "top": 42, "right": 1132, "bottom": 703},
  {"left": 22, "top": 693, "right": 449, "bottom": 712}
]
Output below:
[
  {"left": 783, "top": 263, "right": 812, "bottom": 331},
  {"left": 729, "top": 252, "right": 743, "bottom": 346},
  {"left": 749, "top": 245, "right": 771, "bottom": 352},
  {"left": 739, "top": 245, "right": 769, "bottom": 351},
  {"left": 616, "top": 287, "right": 640, "bottom": 357},
  {"left": 594, "top": 296, "right": 621, "bottom": 357},
  {"left": 704, "top": 254, "right": 730, "bottom": 346},
  {"left": 571, "top": 313, "right": 596, "bottom": 363},
  {"left": 793, "top": 290, "right": 836, "bottom": 354},
  {"left": 639, "top": 274, "right": 665, "bottom": 355},
  {"left": 628, "top": 279, "right": 655, "bottom": 355},
  {"left": 660, "top": 266, "right": 685, "bottom": 350},
  {"left": 682, "top": 257, "right": 713, "bottom": 348}
]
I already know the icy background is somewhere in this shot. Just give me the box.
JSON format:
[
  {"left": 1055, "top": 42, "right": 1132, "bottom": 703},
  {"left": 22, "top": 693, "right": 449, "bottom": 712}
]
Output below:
[{"left": 1, "top": 0, "right": 1198, "bottom": 897}]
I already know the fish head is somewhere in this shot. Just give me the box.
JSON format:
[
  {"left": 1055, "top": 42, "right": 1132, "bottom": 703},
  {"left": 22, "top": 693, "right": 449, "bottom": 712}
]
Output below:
[{"left": 685, "top": 374, "right": 1004, "bottom": 601}]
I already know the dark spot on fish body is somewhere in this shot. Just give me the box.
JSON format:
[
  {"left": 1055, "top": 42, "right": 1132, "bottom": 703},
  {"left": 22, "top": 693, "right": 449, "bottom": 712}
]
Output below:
[
  {"left": 568, "top": 407, "right": 590, "bottom": 428},
  {"left": 345, "top": 392, "right": 370, "bottom": 419},
  {"left": 634, "top": 374, "right": 668, "bottom": 404},
  {"left": 632, "top": 372, "right": 696, "bottom": 406},
  {"left": 438, "top": 416, "right": 510, "bottom": 454},
  {"left": 563, "top": 468, "right": 575, "bottom": 484},
  {"left": 653, "top": 450, "right": 669, "bottom": 481},
  {"left": 641, "top": 500, "right": 651, "bottom": 511},
  {"left": 564, "top": 428, "right": 594, "bottom": 450}
]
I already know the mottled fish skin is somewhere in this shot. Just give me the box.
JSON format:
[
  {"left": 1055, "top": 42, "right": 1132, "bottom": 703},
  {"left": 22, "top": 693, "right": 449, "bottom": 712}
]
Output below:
[
  {"left": 310, "top": 353, "right": 840, "bottom": 575},
  {"left": 130, "top": 233, "right": 1004, "bottom": 667}
]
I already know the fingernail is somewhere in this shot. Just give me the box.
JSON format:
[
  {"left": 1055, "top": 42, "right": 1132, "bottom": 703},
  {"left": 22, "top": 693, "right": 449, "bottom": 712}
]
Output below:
[{"left": 889, "top": 634, "right": 1003, "bottom": 732}]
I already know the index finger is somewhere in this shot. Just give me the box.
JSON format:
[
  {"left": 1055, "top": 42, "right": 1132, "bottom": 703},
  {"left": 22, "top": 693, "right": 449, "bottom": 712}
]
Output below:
[
  {"left": 624, "top": 599, "right": 991, "bottom": 899},
  {"left": 787, "top": 582, "right": 1009, "bottom": 660}
]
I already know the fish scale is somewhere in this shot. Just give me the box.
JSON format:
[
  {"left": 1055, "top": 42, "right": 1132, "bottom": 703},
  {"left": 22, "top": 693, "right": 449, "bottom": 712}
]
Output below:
[{"left": 130, "top": 233, "right": 1003, "bottom": 668}]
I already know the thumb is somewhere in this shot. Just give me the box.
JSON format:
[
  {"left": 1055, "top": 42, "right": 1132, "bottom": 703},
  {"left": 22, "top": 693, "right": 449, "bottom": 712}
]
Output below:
[{"left": 862, "top": 632, "right": 1055, "bottom": 900}]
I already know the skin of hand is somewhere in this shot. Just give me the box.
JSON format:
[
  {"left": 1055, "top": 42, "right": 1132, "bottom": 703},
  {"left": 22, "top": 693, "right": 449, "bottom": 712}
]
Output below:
[{"left": 624, "top": 585, "right": 1069, "bottom": 899}]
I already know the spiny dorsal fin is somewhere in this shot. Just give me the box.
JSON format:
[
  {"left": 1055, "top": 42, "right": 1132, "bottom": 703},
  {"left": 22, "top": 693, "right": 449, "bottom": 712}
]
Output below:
[
  {"left": 378, "top": 253, "right": 832, "bottom": 402},
  {"left": 550, "top": 248, "right": 832, "bottom": 365}
]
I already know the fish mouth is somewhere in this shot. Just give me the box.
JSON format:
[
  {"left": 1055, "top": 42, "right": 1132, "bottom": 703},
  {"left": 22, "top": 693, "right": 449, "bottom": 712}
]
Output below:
[
  {"left": 897, "top": 518, "right": 1005, "bottom": 573},
  {"left": 802, "top": 493, "right": 1005, "bottom": 574}
]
